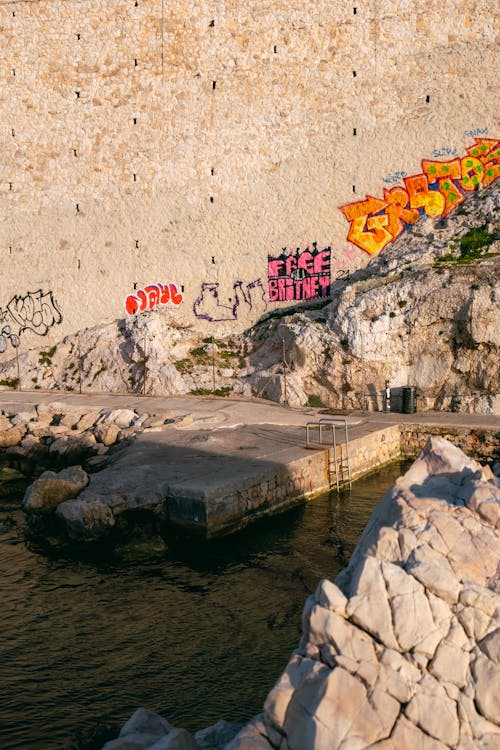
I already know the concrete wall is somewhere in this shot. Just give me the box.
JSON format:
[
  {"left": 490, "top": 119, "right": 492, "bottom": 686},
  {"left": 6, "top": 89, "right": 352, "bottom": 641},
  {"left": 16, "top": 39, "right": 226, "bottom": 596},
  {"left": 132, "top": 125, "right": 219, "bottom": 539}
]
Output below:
[{"left": 1, "top": 0, "right": 498, "bottom": 359}]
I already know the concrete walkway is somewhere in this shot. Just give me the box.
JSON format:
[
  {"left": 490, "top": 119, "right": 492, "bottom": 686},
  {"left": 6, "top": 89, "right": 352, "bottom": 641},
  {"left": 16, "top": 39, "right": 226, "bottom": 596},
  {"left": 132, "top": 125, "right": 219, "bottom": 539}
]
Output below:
[
  {"left": 1, "top": 389, "right": 499, "bottom": 441},
  {"left": 2, "top": 390, "right": 498, "bottom": 539}
]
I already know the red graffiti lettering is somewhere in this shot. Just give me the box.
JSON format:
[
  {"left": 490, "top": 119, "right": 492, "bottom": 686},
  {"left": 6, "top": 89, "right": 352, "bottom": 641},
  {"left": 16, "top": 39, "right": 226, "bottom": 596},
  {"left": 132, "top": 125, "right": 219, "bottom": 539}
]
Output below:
[
  {"left": 124, "top": 282, "right": 183, "bottom": 315},
  {"left": 159, "top": 284, "right": 170, "bottom": 304},
  {"left": 125, "top": 295, "right": 140, "bottom": 315},
  {"left": 169, "top": 283, "right": 183, "bottom": 305}
]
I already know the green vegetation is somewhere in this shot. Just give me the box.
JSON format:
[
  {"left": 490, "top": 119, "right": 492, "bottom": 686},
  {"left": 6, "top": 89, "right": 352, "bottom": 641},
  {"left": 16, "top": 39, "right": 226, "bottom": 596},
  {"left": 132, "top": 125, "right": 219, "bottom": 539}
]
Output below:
[
  {"left": 173, "top": 358, "right": 193, "bottom": 373},
  {"left": 219, "top": 349, "right": 239, "bottom": 361},
  {"left": 38, "top": 345, "right": 57, "bottom": 366},
  {"left": 434, "top": 226, "right": 498, "bottom": 267},
  {"left": 398, "top": 300, "right": 407, "bottom": 308},
  {"left": 389, "top": 311, "right": 397, "bottom": 318},
  {"left": 459, "top": 227, "right": 496, "bottom": 257},
  {"left": 175, "top": 343, "right": 241, "bottom": 372},
  {"left": 92, "top": 364, "right": 106, "bottom": 382},
  {"left": 0, "top": 378, "right": 19, "bottom": 388},
  {"left": 189, "top": 386, "right": 232, "bottom": 397},
  {"left": 189, "top": 347, "right": 211, "bottom": 365},
  {"left": 306, "top": 394, "right": 327, "bottom": 408}
]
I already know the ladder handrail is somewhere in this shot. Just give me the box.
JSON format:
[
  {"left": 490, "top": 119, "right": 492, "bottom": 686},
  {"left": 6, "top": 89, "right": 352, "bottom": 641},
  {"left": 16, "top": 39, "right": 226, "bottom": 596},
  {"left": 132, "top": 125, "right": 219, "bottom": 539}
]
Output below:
[{"left": 304, "top": 417, "right": 351, "bottom": 490}]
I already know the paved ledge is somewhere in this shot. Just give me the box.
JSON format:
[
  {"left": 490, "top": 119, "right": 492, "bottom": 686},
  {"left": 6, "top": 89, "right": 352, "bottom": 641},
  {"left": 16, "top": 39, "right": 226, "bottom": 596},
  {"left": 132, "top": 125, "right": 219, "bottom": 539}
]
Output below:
[{"left": 2, "top": 391, "right": 499, "bottom": 539}]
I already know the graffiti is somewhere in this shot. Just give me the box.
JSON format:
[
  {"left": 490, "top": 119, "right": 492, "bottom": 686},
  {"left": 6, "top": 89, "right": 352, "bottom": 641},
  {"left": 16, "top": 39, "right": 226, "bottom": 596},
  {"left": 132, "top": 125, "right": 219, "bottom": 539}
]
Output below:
[
  {"left": 125, "top": 282, "right": 183, "bottom": 315},
  {"left": 193, "top": 278, "right": 267, "bottom": 322},
  {"left": 464, "top": 128, "right": 488, "bottom": 138},
  {"left": 340, "top": 137, "right": 500, "bottom": 256},
  {"left": 268, "top": 243, "right": 331, "bottom": 302},
  {"left": 0, "top": 289, "right": 62, "bottom": 351},
  {"left": 431, "top": 147, "right": 458, "bottom": 159},
  {"left": 0, "top": 326, "right": 20, "bottom": 353},
  {"left": 383, "top": 170, "right": 407, "bottom": 186},
  {"left": 329, "top": 244, "right": 357, "bottom": 281}
]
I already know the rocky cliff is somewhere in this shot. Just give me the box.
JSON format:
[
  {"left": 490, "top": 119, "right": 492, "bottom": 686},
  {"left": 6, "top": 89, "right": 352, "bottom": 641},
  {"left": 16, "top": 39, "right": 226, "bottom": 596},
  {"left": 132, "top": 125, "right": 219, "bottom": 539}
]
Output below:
[
  {"left": 99, "top": 437, "right": 500, "bottom": 750},
  {"left": 1, "top": 183, "right": 498, "bottom": 413}
]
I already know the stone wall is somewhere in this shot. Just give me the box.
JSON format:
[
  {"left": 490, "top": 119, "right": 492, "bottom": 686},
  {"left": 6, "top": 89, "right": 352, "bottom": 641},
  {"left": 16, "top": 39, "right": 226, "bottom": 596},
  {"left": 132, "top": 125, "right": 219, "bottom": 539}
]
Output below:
[
  {"left": 401, "top": 424, "right": 500, "bottom": 463},
  {"left": 1, "top": 0, "right": 498, "bottom": 358},
  {"left": 348, "top": 425, "right": 402, "bottom": 481}
]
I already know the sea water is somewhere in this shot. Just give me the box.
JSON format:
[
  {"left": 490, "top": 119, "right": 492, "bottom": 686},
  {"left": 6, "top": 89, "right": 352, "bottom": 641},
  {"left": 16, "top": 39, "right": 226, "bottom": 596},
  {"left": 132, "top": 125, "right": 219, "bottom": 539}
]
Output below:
[{"left": 0, "top": 460, "right": 410, "bottom": 749}]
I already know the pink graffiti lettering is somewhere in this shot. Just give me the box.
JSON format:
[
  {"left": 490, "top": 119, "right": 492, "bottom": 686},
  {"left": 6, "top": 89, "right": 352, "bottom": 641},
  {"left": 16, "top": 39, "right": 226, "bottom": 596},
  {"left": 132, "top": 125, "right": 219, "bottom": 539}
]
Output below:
[
  {"left": 125, "top": 282, "right": 183, "bottom": 315},
  {"left": 268, "top": 245, "right": 331, "bottom": 303}
]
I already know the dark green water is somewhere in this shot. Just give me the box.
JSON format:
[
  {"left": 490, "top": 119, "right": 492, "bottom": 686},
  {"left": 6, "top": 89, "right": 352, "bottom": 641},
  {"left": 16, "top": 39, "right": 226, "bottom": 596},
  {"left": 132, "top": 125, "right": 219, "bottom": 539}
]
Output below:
[{"left": 0, "top": 460, "right": 410, "bottom": 749}]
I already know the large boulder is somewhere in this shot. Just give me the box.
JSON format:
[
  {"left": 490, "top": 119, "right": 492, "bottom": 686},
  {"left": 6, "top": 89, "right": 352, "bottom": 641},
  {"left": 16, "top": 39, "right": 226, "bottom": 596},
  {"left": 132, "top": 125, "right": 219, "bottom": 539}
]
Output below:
[
  {"left": 101, "top": 708, "right": 199, "bottom": 750},
  {"left": 226, "top": 437, "right": 500, "bottom": 749},
  {"left": 23, "top": 466, "right": 89, "bottom": 514}
]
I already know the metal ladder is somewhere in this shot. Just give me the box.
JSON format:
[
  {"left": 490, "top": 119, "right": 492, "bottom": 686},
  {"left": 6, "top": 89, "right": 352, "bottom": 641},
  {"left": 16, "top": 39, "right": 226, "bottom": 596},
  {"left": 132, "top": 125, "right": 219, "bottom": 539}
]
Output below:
[{"left": 306, "top": 417, "right": 352, "bottom": 491}]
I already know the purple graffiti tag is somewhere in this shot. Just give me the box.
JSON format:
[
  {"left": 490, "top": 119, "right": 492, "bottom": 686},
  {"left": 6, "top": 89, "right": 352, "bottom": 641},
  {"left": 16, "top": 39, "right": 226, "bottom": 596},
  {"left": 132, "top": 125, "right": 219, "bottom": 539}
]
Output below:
[{"left": 193, "top": 279, "right": 268, "bottom": 322}]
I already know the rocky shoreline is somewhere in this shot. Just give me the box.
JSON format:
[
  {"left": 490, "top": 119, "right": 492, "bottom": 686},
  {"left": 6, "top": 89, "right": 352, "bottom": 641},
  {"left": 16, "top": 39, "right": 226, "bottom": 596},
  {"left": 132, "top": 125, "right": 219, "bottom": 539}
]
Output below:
[
  {"left": 1, "top": 399, "right": 499, "bottom": 747},
  {"left": 96, "top": 437, "right": 499, "bottom": 750},
  {"left": 2, "top": 399, "right": 500, "bottom": 555}
]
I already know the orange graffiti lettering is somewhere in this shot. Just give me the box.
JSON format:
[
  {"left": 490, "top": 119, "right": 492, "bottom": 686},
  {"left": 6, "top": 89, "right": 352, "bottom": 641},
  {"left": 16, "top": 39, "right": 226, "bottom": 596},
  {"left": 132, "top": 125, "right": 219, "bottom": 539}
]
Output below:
[
  {"left": 382, "top": 187, "right": 420, "bottom": 239},
  {"left": 340, "top": 196, "right": 393, "bottom": 255},
  {"left": 404, "top": 174, "right": 445, "bottom": 218},
  {"left": 458, "top": 156, "right": 484, "bottom": 192},
  {"left": 469, "top": 139, "right": 500, "bottom": 187},
  {"left": 347, "top": 214, "right": 393, "bottom": 256},
  {"left": 340, "top": 137, "right": 500, "bottom": 256}
]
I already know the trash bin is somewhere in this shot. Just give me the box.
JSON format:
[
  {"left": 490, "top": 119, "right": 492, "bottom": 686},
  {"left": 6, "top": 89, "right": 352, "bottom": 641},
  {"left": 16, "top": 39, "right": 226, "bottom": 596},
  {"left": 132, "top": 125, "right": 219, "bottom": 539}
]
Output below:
[{"left": 402, "top": 386, "right": 417, "bottom": 414}]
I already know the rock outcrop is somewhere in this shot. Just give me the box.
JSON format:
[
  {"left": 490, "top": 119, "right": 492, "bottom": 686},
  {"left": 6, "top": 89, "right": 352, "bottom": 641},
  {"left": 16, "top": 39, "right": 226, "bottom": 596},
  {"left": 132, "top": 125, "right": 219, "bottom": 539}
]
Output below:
[
  {"left": 99, "top": 437, "right": 500, "bottom": 749},
  {"left": 0, "top": 183, "right": 499, "bottom": 413},
  {"left": 23, "top": 466, "right": 89, "bottom": 514},
  {"left": 0, "top": 402, "right": 155, "bottom": 470}
]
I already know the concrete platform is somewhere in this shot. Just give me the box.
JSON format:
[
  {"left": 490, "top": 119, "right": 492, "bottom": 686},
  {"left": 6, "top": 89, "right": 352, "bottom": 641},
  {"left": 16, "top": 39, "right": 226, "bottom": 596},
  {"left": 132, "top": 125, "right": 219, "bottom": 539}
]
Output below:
[{"left": 2, "top": 391, "right": 499, "bottom": 538}]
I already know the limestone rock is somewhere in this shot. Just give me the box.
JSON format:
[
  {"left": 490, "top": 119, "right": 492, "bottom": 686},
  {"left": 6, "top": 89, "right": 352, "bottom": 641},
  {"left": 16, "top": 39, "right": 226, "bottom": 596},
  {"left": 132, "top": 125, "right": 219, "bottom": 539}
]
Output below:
[
  {"left": 405, "top": 674, "right": 460, "bottom": 746},
  {"left": 314, "top": 579, "right": 347, "bottom": 617},
  {"left": 56, "top": 496, "right": 115, "bottom": 541},
  {"left": 224, "top": 715, "right": 272, "bottom": 749},
  {"left": 102, "top": 708, "right": 199, "bottom": 750},
  {"left": 98, "top": 409, "right": 138, "bottom": 430},
  {"left": 283, "top": 665, "right": 400, "bottom": 749},
  {"left": 371, "top": 715, "right": 448, "bottom": 749},
  {"left": 233, "top": 437, "right": 500, "bottom": 750},
  {"left": 94, "top": 424, "right": 121, "bottom": 446},
  {"left": 406, "top": 543, "right": 461, "bottom": 605},
  {"left": 23, "top": 466, "right": 89, "bottom": 513},
  {"left": 194, "top": 720, "right": 242, "bottom": 749},
  {"left": 0, "top": 426, "right": 25, "bottom": 447},
  {"left": 346, "top": 556, "right": 400, "bottom": 650},
  {"left": 472, "top": 651, "right": 500, "bottom": 725},
  {"left": 478, "top": 628, "right": 500, "bottom": 663}
]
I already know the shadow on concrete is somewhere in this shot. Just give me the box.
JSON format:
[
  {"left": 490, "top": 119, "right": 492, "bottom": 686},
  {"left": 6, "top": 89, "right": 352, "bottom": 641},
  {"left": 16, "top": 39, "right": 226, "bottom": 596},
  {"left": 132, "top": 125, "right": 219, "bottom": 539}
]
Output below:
[{"left": 17, "top": 424, "right": 327, "bottom": 561}]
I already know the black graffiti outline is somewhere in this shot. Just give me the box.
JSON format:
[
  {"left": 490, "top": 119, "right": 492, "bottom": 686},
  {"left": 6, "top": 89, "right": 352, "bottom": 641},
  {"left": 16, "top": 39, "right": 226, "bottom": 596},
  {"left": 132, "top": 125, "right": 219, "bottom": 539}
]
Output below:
[
  {"left": 193, "top": 278, "right": 267, "bottom": 322},
  {"left": 0, "top": 289, "right": 63, "bottom": 352}
]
